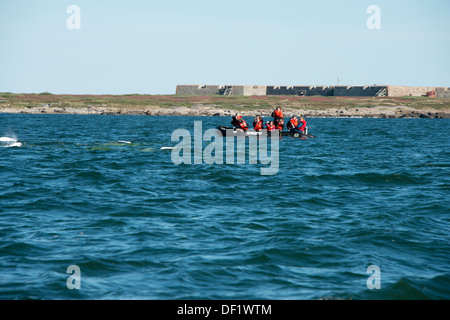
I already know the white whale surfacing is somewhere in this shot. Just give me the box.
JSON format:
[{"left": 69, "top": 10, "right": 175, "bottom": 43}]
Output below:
[{"left": 0, "top": 137, "right": 23, "bottom": 147}]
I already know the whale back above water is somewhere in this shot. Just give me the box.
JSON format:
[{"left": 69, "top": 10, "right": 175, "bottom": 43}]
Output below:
[{"left": 0, "top": 137, "right": 23, "bottom": 147}]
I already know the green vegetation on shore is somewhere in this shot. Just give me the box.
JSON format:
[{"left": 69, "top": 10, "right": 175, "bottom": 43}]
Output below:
[{"left": 1, "top": 93, "right": 449, "bottom": 116}]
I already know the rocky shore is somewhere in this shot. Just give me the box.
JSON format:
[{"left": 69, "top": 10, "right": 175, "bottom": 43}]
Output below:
[{"left": 1, "top": 104, "right": 449, "bottom": 118}]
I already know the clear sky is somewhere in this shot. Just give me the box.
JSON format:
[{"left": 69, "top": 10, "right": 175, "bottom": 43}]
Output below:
[{"left": 1, "top": 0, "right": 449, "bottom": 94}]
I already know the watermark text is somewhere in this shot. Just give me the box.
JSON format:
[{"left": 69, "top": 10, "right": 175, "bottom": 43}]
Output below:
[
  {"left": 66, "top": 265, "right": 81, "bottom": 289},
  {"left": 66, "top": 5, "right": 81, "bottom": 30},
  {"left": 171, "top": 121, "right": 279, "bottom": 175}
]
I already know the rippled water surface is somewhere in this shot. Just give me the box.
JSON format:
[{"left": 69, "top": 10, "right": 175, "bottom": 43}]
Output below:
[{"left": 0, "top": 114, "right": 449, "bottom": 299}]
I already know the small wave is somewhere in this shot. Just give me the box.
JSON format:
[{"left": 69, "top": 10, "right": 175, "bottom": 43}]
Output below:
[
  {"left": 0, "top": 242, "right": 47, "bottom": 256},
  {"left": 354, "top": 172, "right": 427, "bottom": 185},
  {"left": 242, "top": 222, "right": 271, "bottom": 231},
  {"left": 354, "top": 274, "right": 450, "bottom": 300},
  {"left": 305, "top": 172, "right": 427, "bottom": 186}
]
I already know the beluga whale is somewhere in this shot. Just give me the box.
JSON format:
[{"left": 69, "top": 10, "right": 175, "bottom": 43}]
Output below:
[{"left": 0, "top": 137, "right": 23, "bottom": 147}]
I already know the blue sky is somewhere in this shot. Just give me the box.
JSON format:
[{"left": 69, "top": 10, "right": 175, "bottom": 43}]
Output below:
[{"left": 1, "top": 0, "right": 449, "bottom": 94}]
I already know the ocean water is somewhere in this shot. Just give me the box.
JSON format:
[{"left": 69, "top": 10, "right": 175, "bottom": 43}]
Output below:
[{"left": 0, "top": 114, "right": 449, "bottom": 300}]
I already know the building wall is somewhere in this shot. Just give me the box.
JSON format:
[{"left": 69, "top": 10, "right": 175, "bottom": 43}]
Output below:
[
  {"left": 266, "top": 86, "right": 334, "bottom": 96},
  {"left": 176, "top": 85, "right": 221, "bottom": 95},
  {"left": 308, "top": 86, "right": 335, "bottom": 96},
  {"left": 334, "top": 86, "right": 387, "bottom": 97},
  {"left": 230, "top": 86, "right": 244, "bottom": 95},
  {"left": 176, "top": 85, "right": 448, "bottom": 98},
  {"left": 266, "top": 86, "right": 300, "bottom": 95},
  {"left": 243, "top": 85, "right": 267, "bottom": 96},
  {"left": 176, "top": 85, "right": 246, "bottom": 95},
  {"left": 436, "top": 87, "right": 450, "bottom": 98},
  {"left": 387, "top": 86, "right": 436, "bottom": 97}
]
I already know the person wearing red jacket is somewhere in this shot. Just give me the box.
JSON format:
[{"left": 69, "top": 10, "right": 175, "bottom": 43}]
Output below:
[
  {"left": 266, "top": 121, "right": 275, "bottom": 132},
  {"left": 272, "top": 107, "right": 284, "bottom": 121},
  {"left": 275, "top": 118, "right": 284, "bottom": 131},
  {"left": 231, "top": 114, "right": 248, "bottom": 131},
  {"left": 293, "top": 117, "right": 307, "bottom": 133},
  {"left": 287, "top": 116, "right": 299, "bottom": 132},
  {"left": 239, "top": 118, "right": 249, "bottom": 131},
  {"left": 231, "top": 114, "right": 241, "bottom": 127},
  {"left": 253, "top": 115, "right": 264, "bottom": 131}
]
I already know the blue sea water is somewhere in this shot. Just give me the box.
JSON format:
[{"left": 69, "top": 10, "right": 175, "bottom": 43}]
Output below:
[{"left": 0, "top": 114, "right": 449, "bottom": 300}]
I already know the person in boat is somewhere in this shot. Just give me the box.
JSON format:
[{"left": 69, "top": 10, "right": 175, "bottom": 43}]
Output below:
[
  {"left": 274, "top": 118, "right": 284, "bottom": 131},
  {"left": 271, "top": 107, "right": 284, "bottom": 122},
  {"left": 266, "top": 121, "right": 275, "bottom": 132},
  {"left": 253, "top": 115, "right": 264, "bottom": 132},
  {"left": 231, "top": 115, "right": 248, "bottom": 131},
  {"left": 239, "top": 117, "right": 249, "bottom": 131},
  {"left": 286, "top": 116, "right": 299, "bottom": 132},
  {"left": 292, "top": 116, "right": 307, "bottom": 133},
  {"left": 231, "top": 114, "right": 241, "bottom": 127}
]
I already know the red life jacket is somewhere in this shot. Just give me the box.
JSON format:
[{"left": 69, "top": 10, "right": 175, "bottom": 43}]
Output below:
[
  {"left": 290, "top": 118, "right": 299, "bottom": 127},
  {"left": 266, "top": 124, "right": 275, "bottom": 131},
  {"left": 274, "top": 109, "right": 284, "bottom": 119},
  {"left": 253, "top": 120, "right": 263, "bottom": 131},
  {"left": 275, "top": 122, "right": 284, "bottom": 131},
  {"left": 298, "top": 119, "right": 307, "bottom": 131},
  {"left": 231, "top": 116, "right": 243, "bottom": 127},
  {"left": 239, "top": 120, "right": 248, "bottom": 131}
]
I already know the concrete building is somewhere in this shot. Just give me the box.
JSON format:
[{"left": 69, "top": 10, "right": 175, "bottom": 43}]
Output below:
[
  {"left": 436, "top": 87, "right": 450, "bottom": 98},
  {"left": 386, "top": 86, "right": 436, "bottom": 97},
  {"left": 176, "top": 85, "right": 449, "bottom": 98}
]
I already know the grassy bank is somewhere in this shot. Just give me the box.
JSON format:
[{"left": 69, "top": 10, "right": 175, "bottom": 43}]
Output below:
[{"left": 1, "top": 92, "right": 449, "bottom": 116}]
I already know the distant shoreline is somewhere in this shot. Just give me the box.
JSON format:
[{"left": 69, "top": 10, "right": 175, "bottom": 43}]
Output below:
[
  {"left": 1, "top": 93, "right": 449, "bottom": 118},
  {"left": 1, "top": 106, "right": 449, "bottom": 119}
]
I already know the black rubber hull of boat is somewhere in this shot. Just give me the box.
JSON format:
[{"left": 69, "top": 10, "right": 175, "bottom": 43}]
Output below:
[{"left": 216, "top": 126, "right": 315, "bottom": 138}]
